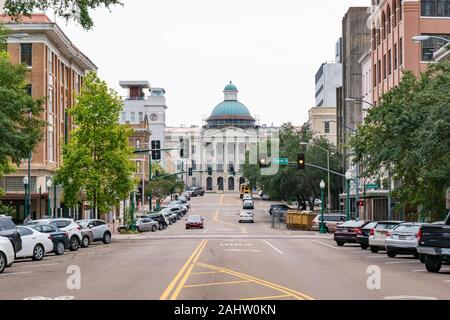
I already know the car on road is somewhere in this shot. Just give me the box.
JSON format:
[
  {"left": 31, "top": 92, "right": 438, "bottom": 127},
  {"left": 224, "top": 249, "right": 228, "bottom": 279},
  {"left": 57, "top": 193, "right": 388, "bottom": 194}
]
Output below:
[
  {"left": 0, "top": 216, "right": 22, "bottom": 254},
  {"left": 385, "top": 223, "right": 423, "bottom": 259},
  {"left": 242, "top": 194, "right": 253, "bottom": 201},
  {"left": 29, "top": 224, "right": 69, "bottom": 256},
  {"left": 269, "top": 204, "right": 289, "bottom": 215},
  {"left": 26, "top": 218, "right": 83, "bottom": 251},
  {"left": 161, "top": 209, "right": 178, "bottom": 225},
  {"left": 243, "top": 200, "right": 254, "bottom": 210},
  {"left": 239, "top": 211, "right": 254, "bottom": 223},
  {"left": 15, "top": 226, "right": 54, "bottom": 261},
  {"left": 148, "top": 213, "right": 169, "bottom": 230},
  {"left": 136, "top": 218, "right": 159, "bottom": 233},
  {"left": 334, "top": 220, "right": 372, "bottom": 247},
  {"left": 356, "top": 221, "right": 378, "bottom": 250},
  {"left": 186, "top": 215, "right": 204, "bottom": 229},
  {"left": 178, "top": 196, "right": 191, "bottom": 209},
  {"left": 369, "top": 221, "right": 404, "bottom": 253},
  {"left": 260, "top": 193, "right": 271, "bottom": 201},
  {"left": 0, "top": 236, "right": 15, "bottom": 274},
  {"left": 182, "top": 192, "right": 191, "bottom": 200},
  {"left": 168, "top": 201, "right": 188, "bottom": 214},
  {"left": 76, "top": 219, "right": 112, "bottom": 245},
  {"left": 189, "top": 187, "right": 205, "bottom": 197},
  {"left": 79, "top": 229, "right": 94, "bottom": 248},
  {"left": 311, "top": 214, "right": 346, "bottom": 233},
  {"left": 417, "top": 213, "right": 450, "bottom": 273}
]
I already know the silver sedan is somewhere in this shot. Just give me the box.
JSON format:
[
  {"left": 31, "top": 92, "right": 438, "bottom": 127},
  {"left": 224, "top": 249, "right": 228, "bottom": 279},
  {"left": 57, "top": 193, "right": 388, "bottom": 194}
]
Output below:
[
  {"left": 385, "top": 223, "right": 423, "bottom": 258},
  {"left": 136, "top": 218, "right": 159, "bottom": 233}
]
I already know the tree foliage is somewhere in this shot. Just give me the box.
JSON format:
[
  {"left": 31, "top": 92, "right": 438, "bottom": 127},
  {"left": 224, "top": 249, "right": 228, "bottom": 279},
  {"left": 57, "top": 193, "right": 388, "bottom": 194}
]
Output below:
[
  {"left": 3, "top": 0, "right": 122, "bottom": 30},
  {"left": 0, "top": 26, "right": 44, "bottom": 190},
  {"left": 55, "top": 72, "right": 136, "bottom": 214},
  {"left": 243, "top": 123, "right": 341, "bottom": 210},
  {"left": 145, "top": 169, "right": 184, "bottom": 209},
  {"left": 351, "top": 61, "right": 450, "bottom": 220}
]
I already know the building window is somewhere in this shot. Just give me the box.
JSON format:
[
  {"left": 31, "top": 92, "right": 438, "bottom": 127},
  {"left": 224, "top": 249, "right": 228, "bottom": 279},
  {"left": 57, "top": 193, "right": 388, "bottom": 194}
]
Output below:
[
  {"left": 394, "top": 44, "right": 398, "bottom": 70},
  {"left": 421, "top": 34, "right": 450, "bottom": 61},
  {"left": 139, "top": 112, "right": 144, "bottom": 122},
  {"left": 48, "top": 130, "right": 54, "bottom": 162},
  {"left": 48, "top": 88, "right": 53, "bottom": 114},
  {"left": 422, "top": 0, "right": 450, "bottom": 17},
  {"left": 131, "top": 112, "right": 136, "bottom": 122},
  {"left": 317, "top": 99, "right": 324, "bottom": 107},
  {"left": 373, "top": 63, "right": 377, "bottom": 88},
  {"left": 324, "top": 121, "right": 330, "bottom": 134},
  {"left": 399, "top": 0, "right": 403, "bottom": 20},
  {"left": 121, "top": 112, "right": 126, "bottom": 122},
  {"left": 20, "top": 44, "right": 32, "bottom": 67},
  {"left": 192, "top": 160, "right": 197, "bottom": 171},
  {"left": 25, "top": 85, "right": 32, "bottom": 96},
  {"left": 383, "top": 54, "right": 387, "bottom": 80},
  {"left": 191, "top": 145, "right": 196, "bottom": 155},
  {"left": 136, "top": 139, "right": 141, "bottom": 149},
  {"left": 388, "top": 49, "right": 392, "bottom": 76},
  {"left": 399, "top": 38, "right": 403, "bottom": 66}
]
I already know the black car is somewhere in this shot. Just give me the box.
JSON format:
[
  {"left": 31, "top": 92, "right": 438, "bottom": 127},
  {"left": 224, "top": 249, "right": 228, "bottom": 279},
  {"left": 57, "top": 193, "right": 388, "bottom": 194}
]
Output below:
[
  {"left": 0, "top": 216, "right": 22, "bottom": 253},
  {"left": 269, "top": 204, "right": 289, "bottom": 215},
  {"left": 356, "top": 221, "right": 378, "bottom": 250},
  {"left": 148, "top": 213, "right": 169, "bottom": 230},
  {"left": 29, "top": 224, "right": 69, "bottom": 255},
  {"left": 334, "top": 220, "right": 373, "bottom": 247}
]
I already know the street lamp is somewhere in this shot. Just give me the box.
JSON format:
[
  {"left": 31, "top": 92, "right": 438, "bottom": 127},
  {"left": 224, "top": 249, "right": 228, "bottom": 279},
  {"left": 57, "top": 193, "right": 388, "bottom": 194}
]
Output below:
[
  {"left": 301, "top": 142, "right": 332, "bottom": 214},
  {"left": 319, "top": 180, "right": 327, "bottom": 234},
  {"left": 345, "top": 97, "right": 376, "bottom": 109},
  {"left": 23, "top": 176, "right": 29, "bottom": 219},
  {"left": 345, "top": 171, "right": 353, "bottom": 221},
  {"left": 46, "top": 178, "right": 52, "bottom": 217}
]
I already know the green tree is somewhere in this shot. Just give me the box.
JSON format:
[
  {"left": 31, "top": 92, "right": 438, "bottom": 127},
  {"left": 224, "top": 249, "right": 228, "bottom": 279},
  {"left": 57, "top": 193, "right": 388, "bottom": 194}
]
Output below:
[
  {"left": 0, "top": 201, "right": 15, "bottom": 216},
  {"left": 351, "top": 61, "right": 450, "bottom": 220},
  {"left": 55, "top": 72, "right": 136, "bottom": 217},
  {"left": 243, "top": 123, "right": 341, "bottom": 211},
  {"left": 0, "top": 26, "right": 44, "bottom": 192},
  {"left": 145, "top": 169, "right": 184, "bottom": 209},
  {"left": 3, "top": 0, "right": 122, "bottom": 30}
]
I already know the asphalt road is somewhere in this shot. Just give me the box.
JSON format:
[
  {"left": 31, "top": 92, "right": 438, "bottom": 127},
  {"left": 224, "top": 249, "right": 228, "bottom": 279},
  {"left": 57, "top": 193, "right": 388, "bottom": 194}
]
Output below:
[{"left": 1, "top": 194, "right": 449, "bottom": 300}]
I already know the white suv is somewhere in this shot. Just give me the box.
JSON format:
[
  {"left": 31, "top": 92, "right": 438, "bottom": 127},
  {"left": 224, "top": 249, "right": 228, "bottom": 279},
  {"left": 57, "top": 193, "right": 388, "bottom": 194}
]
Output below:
[
  {"left": 26, "top": 219, "right": 82, "bottom": 251},
  {"left": 76, "top": 219, "right": 112, "bottom": 244},
  {"left": 0, "top": 236, "right": 15, "bottom": 273}
]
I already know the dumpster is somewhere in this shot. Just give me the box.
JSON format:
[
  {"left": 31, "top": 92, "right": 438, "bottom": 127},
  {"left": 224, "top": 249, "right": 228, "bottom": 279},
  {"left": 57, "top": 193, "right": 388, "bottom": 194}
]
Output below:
[{"left": 285, "top": 210, "right": 317, "bottom": 230}]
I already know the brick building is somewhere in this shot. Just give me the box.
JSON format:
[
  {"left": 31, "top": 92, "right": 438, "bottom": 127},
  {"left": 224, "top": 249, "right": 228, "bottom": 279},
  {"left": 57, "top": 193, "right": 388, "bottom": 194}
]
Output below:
[{"left": 0, "top": 14, "right": 97, "bottom": 222}]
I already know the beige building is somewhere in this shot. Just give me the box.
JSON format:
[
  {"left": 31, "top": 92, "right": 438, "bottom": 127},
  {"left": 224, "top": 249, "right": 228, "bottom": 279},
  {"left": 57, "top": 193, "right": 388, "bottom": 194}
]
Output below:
[
  {"left": 0, "top": 14, "right": 97, "bottom": 222},
  {"left": 307, "top": 107, "right": 337, "bottom": 146}
]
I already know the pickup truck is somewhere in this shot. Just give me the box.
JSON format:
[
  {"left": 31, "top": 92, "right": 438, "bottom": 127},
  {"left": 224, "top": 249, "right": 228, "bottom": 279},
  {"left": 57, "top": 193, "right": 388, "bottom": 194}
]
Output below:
[{"left": 417, "top": 213, "right": 450, "bottom": 273}]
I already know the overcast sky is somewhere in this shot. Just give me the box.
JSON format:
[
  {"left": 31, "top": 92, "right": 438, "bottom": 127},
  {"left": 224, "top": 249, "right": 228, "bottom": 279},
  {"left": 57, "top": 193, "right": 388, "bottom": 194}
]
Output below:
[{"left": 57, "top": 0, "right": 370, "bottom": 127}]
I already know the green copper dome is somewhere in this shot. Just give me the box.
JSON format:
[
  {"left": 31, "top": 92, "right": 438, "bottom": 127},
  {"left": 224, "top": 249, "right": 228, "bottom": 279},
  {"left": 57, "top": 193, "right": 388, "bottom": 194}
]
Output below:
[
  {"left": 211, "top": 101, "right": 251, "bottom": 117},
  {"left": 224, "top": 83, "right": 238, "bottom": 91}
]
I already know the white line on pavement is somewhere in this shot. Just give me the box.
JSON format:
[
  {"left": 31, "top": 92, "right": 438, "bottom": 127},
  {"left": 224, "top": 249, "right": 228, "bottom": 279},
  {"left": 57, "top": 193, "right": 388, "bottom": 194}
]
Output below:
[
  {"left": 0, "top": 271, "right": 33, "bottom": 276},
  {"left": 261, "top": 240, "right": 284, "bottom": 254},
  {"left": 384, "top": 260, "right": 421, "bottom": 265},
  {"left": 384, "top": 295, "right": 437, "bottom": 300},
  {"left": 223, "top": 249, "right": 261, "bottom": 253},
  {"left": 18, "top": 263, "right": 60, "bottom": 269},
  {"left": 310, "top": 240, "right": 338, "bottom": 250}
]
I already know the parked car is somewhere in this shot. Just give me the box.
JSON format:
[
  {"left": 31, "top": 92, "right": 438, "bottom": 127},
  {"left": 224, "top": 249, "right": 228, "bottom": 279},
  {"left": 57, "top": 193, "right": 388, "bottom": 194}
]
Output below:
[
  {"left": 182, "top": 192, "right": 191, "bottom": 201},
  {"left": 356, "top": 221, "right": 378, "bottom": 250},
  {"left": 76, "top": 219, "right": 112, "bottom": 244},
  {"left": 311, "top": 214, "right": 346, "bottom": 233},
  {"left": 148, "top": 213, "right": 169, "bottom": 230},
  {"left": 243, "top": 200, "right": 254, "bottom": 210},
  {"left": 261, "top": 193, "right": 271, "bottom": 201},
  {"left": 269, "top": 204, "right": 289, "bottom": 215},
  {"left": 369, "top": 221, "right": 404, "bottom": 253},
  {"left": 242, "top": 194, "right": 253, "bottom": 201},
  {"left": 27, "top": 219, "right": 83, "bottom": 251},
  {"left": 385, "top": 223, "right": 423, "bottom": 259},
  {"left": 186, "top": 215, "right": 204, "bottom": 229},
  {"left": 136, "top": 218, "right": 159, "bottom": 233},
  {"left": 239, "top": 211, "right": 254, "bottom": 223},
  {"left": 0, "top": 236, "right": 15, "bottom": 273},
  {"left": 334, "top": 220, "right": 372, "bottom": 247},
  {"left": 189, "top": 187, "right": 204, "bottom": 197},
  {"left": 0, "top": 215, "right": 22, "bottom": 254},
  {"left": 178, "top": 196, "right": 191, "bottom": 209},
  {"left": 161, "top": 209, "right": 178, "bottom": 225},
  {"left": 417, "top": 213, "right": 450, "bottom": 273},
  {"left": 29, "top": 224, "right": 69, "bottom": 255},
  {"left": 168, "top": 201, "right": 188, "bottom": 214},
  {"left": 15, "top": 226, "right": 54, "bottom": 261}
]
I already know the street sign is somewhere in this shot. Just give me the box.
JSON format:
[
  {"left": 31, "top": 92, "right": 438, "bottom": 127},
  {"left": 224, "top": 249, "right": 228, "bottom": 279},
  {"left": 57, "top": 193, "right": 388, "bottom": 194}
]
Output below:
[
  {"left": 365, "top": 184, "right": 379, "bottom": 190},
  {"left": 272, "top": 158, "right": 289, "bottom": 165}
]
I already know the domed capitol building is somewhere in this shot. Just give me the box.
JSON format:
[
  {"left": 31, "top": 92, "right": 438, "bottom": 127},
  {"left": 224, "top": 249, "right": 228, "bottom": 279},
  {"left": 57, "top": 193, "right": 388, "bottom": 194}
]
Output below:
[{"left": 165, "top": 83, "right": 278, "bottom": 193}]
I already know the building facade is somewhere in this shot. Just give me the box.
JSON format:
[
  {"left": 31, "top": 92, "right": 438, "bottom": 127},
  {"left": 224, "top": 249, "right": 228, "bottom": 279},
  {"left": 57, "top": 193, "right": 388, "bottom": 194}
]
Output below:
[
  {"left": 0, "top": 14, "right": 97, "bottom": 222},
  {"left": 315, "top": 61, "right": 342, "bottom": 108},
  {"left": 307, "top": 107, "right": 338, "bottom": 146},
  {"left": 119, "top": 81, "right": 167, "bottom": 168},
  {"left": 370, "top": 0, "right": 450, "bottom": 105}
]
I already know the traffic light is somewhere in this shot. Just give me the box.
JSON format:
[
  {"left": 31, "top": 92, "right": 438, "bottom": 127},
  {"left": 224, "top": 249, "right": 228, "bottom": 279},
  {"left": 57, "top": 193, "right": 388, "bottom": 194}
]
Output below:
[
  {"left": 188, "top": 168, "right": 193, "bottom": 176},
  {"left": 297, "top": 154, "right": 306, "bottom": 170},
  {"left": 207, "top": 166, "right": 212, "bottom": 176},
  {"left": 179, "top": 137, "right": 189, "bottom": 159},
  {"left": 151, "top": 140, "right": 161, "bottom": 160},
  {"left": 259, "top": 154, "right": 270, "bottom": 168},
  {"left": 230, "top": 166, "right": 236, "bottom": 175}
]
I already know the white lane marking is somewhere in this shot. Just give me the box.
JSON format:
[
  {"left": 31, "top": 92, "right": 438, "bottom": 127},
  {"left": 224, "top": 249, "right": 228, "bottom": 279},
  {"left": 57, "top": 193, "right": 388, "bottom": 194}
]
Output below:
[
  {"left": 261, "top": 240, "right": 284, "bottom": 254},
  {"left": 384, "top": 295, "right": 437, "bottom": 300},
  {"left": 384, "top": 260, "right": 421, "bottom": 265},
  {"left": 202, "top": 228, "right": 209, "bottom": 234},
  {"left": 223, "top": 249, "right": 261, "bottom": 253},
  {"left": 310, "top": 240, "right": 338, "bottom": 250},
  {"left": 0, "top": 271, "right": 33, "bottom": 276},
  {"left": 18, "top": 263, "right": 60, "bottom": 269}
]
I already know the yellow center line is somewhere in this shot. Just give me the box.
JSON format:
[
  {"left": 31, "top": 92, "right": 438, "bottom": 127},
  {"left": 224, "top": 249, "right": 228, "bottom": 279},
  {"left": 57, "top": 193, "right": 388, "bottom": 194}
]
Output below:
[
  {"left": 184, "top": 280, "right": 251, "bottom": 288},
  {"left": 196, "top": 262, "right": 314, "bottom": 301},
  {"left": 190, "top": 271, "right": 224, "bottom": 275},
  {"left": 169, "top": 239, "right": 208, "bottom": 300},
  {"left": 159, "top": 240, "right": 206, "bottom": 300},
  {"left": 241, "top": 294, "right": 292, "bottom": 301},
  {"left": 219, "top": 194, "right": 224, "bottom": 205}
]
